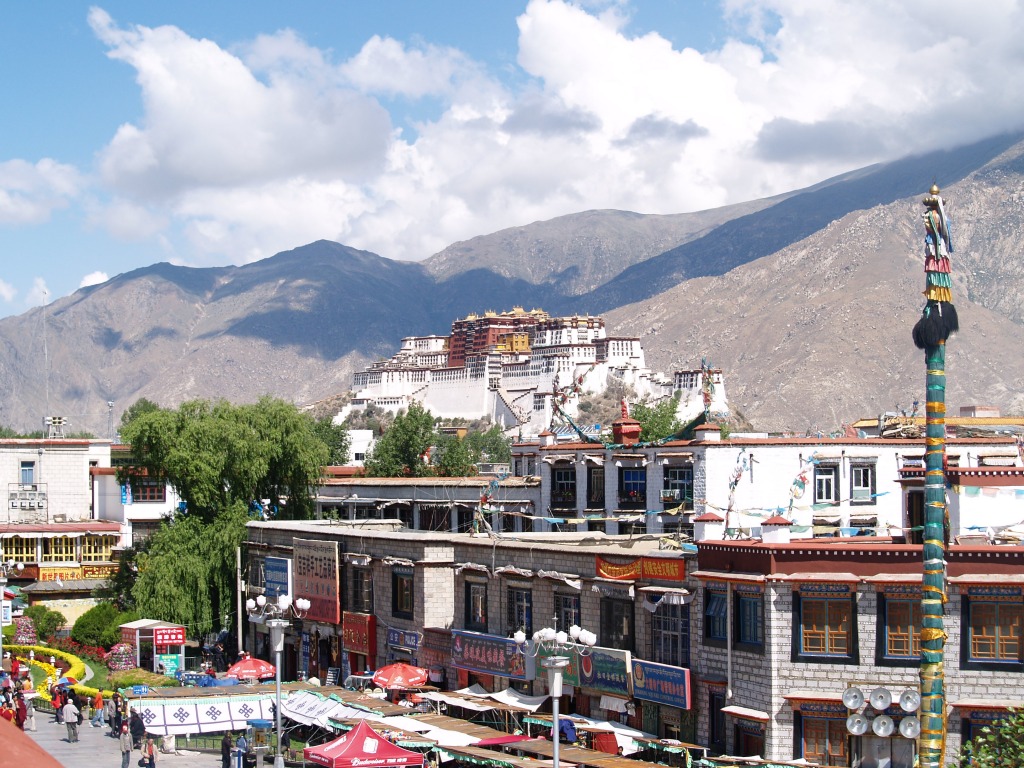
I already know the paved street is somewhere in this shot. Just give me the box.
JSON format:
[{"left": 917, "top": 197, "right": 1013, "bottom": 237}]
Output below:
[{"left": 26, "top": 714, "right": 225, "bottom": 768}]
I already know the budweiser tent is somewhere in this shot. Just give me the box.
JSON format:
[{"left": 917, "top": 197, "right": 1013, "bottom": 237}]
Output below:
[
  {"left": 304, "top": 719, "right": 425, "bottom": 768},
  {"left": 372, "top": 663, "right": 429, "bottom": 690},
  {"left": 226, "top": 655, "right": 276, "bottom": 680}
]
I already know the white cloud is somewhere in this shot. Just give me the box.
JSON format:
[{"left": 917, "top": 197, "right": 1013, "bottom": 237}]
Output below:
[
  {"left": 75, "top": 0, "right": 1024, "bottom": 270},
  {"left": 0, "top": 279, "right": 15, "bottom": 303},
  {"left": 79, "top": 271, "right": 109, "bottom": 288},
  {"left": 25, "top": 277, "right": 49, "bottom": 308},
  {"left": 0, "top": 159, "right": 82, "bottom": 225}
]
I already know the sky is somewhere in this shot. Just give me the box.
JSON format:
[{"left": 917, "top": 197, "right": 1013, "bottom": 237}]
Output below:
[{"left": 2, "top": 1, "right": 1023, "bottom": 320}]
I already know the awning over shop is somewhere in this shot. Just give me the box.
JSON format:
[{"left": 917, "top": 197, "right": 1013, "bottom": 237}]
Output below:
[{"left": 719, "top": 705, "right": 770, "bottom": 722}]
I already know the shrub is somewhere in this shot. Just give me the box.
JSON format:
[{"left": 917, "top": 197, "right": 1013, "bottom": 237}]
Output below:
[
  {"left": 23, "top": 605, "right": 66, "bottom": 639},
  {"left": 71, "top": 602, "right": 120, "bottom": 647},
  {"left": 46, "top": 636, "right": 107, "bottom": 664},
  {"left": 102, "top": 610, "right": 139, "bottom": 648},
  {"left": 108, "top": 668, "right": 178, "bottom": 689}
]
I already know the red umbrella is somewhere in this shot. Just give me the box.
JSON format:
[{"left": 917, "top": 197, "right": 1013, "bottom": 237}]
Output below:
[
  {"left": 371, "top": 662, "right": 428, "bottom": 689},
  {"left": 226, "top": 655, "right": 276, "bottom": 680}
]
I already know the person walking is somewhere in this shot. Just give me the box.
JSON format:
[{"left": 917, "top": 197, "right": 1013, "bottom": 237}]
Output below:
[
  {"left": 24, "top": 692, "right": 35, "bottom": 731},
  {"left": 119, "top": 723, "right": 133, "bottom": 768},
  {"left": 62, "top": 695, "right": 80, "bottom": 742},
  {"left": 91, "top": 689, "right": 105, "bottom": 727},
  {"left": 13, "top": 692, "right": 26, "bottom": 730},
  {"left": 221, "top": 731, "right": 234, "bottom": 768}
]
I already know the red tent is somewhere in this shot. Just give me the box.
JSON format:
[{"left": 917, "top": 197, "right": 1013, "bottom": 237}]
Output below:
[
  {"left": 304, "top": 720, "right": 425, "bottom": 768},
  {"left": 371, "top": 662, "right": 428, "bottom": 689},
  {"left": 226, "top": 655, "right": 275, "bottom": 680}
]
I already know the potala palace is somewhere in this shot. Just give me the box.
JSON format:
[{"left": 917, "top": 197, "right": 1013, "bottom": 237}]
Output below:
[{"left": 348, "top": 307, "right": 728, "bottom": 436}]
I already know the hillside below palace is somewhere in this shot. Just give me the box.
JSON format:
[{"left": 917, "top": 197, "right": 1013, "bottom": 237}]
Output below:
[{"left": 349, "top": 307, "right": 728, "bottom": 436}]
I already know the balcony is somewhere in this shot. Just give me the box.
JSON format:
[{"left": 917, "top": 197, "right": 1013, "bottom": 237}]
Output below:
[{"left": 550, "top": 491, "right": 577, "bottom": 509}]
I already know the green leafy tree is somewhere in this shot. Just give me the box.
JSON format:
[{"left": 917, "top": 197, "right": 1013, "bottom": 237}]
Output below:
[
  {"left": 961, "top": 708, "right": 1024, "bottom": 766},
  {"left": 71, "top": 602, "right": 120, "bottom": 647},
  {"left": 312, "top": 416, "right": 351, "bottom": 465},
  {"left": 119, "top": 398, "right": 161, "bottom": 431},
  {"left": 102, "top": 610, "right": 139, "bottom": 648},
  {"left": 465, "top": 424, "right": 512, "bottom": 464},
  {"left": 631, "top": 394, "right": 683, "bottom": 442},
  {"left": 433, "top": 433, "right": 477, "bottom": 477},
  {"left": 119, "top": 397, "right": 330, "bottom": 636},
  {"left": 363, "top": 403, "right": 437, "bottom": 477},
  {"left": 23, "top": 605, "right": 66, "bottom": 638}
]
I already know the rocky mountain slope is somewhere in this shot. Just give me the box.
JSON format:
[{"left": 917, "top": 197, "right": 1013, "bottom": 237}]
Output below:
[{"left": 2, "top": 133, "right": 1023, "bottom": 435}]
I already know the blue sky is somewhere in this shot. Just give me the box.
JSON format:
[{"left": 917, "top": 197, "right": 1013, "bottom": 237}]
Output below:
[{"left": 1, "top": 0, "right": 1022, "bottom": 319}]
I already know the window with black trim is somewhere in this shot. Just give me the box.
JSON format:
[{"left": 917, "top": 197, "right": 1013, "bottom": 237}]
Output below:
[
  {"left": 391, "top": 568, "right": 414, "bottom": 619},
  {"left": 961, "top": 588, "right": 1024, "bottom": 670},
  {"left": 618, "top": 467, "right": 647, "bottom": 509},
  {"left": 130, "top": 476, "right": 166, "bottom": 503},
  {"left": 793, "top": 586, "right": 858, "bottom": 664},
  {"left": 849, "top": 463, "right": 876, "bottom": 505},
  {"left": 600, "top": 597, "right": 635, "bottom": 653},
  {"left": 709, "top": 689, "right": 726, "bottom": 754},
  {"left": 651, "top": 600, "right": 690, "bottom": 667},
  {"left": 349, "top": 567, "right": 372, "bottom": 612},
  {"left": 814, "top": 465, "right": 839, "bottom": 504},
  {"left": 551, "top": 466, "right": 576, "bottom": 508},
  {"left": 465, "top": 582, "right": 487, "bottom": 632},
  {"left": 735, "top": 589, "right": 764, "bottom": 650},
  {"left": 663, "top": 466, "right": 694, "bottom": 510},
  {"left": 704, "top": 587, "right": 727, "bottom": 643},
  {"left": 507, "top": 587, "right": 533, "bottom": 635},
  {"left": 555, "top": 593, "right": 580, "bottom": 631},
  {"left": 876, "top": 590, "right": 921, "bottom": 665}
]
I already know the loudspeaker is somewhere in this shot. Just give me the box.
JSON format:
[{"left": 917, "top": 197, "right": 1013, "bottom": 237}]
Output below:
[
  {"left": 869, "top": 687, "right": 892, "bottom": 711},
  {"left": 842, "top": 687, "right": 865, "bottom": 710},
  {"left": 899, "top": 716, "right": 922, "bottom": 739},
  {"left": 899, "top": 690, "right": 921, "bottom": 713},
  {"left": 872, "top": 715, "right": 895, "bottom": 737},
  {"left": 846, "top": 714, "right": 869, "bottom": 736}
]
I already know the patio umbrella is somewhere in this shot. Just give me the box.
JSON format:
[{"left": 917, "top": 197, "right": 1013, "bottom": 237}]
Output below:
[
  {"left": 225, "top": 656, "right": 276, "bottom": 680},
  {"left": 56, "top": 676, "right": 78, "bottom": 686},
  {"left": 371, "top": 663, "right": 428, "bottom": 689}
]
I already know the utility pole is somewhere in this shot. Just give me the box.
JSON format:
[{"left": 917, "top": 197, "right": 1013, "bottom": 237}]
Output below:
[{"left": 911, "top": 184, "right": 957, "bottom": 768}]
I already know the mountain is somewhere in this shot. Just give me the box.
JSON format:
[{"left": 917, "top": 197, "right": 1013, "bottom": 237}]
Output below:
[{"left": 2, "top": 133, "right": 1023, "bottom": 435}]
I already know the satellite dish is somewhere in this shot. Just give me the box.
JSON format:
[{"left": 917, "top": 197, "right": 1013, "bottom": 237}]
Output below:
[
  {"left": 899, "top": 690, "right": 921, "bottom": 712},
  {"left": 869, "top": 687, "right": 893, "bottom": 711},
  {"left": 899, "top": 716, "right": 922, "bottom": 739},
  {"left": 846, "top": 714, "right": 869, "bottom": 736},
  {"left": 842, "top": 687, "right": 865, "bottom": 710},
  {"left": 873, "top": 715, "right": 895, "bottom": 737}
]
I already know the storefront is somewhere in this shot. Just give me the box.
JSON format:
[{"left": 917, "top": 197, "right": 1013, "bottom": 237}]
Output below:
[
  {"left": 341, "top": 611, "right": 376, "bottom": 682},
  {"left": 451, "top": 630, "right": 536, "bottom": 692}
]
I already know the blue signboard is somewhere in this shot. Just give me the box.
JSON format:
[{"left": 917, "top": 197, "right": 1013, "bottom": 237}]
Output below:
[
  {"left": 451, "top": 630, "right": 535, "bottom": 681},
  {"left": 631, "top": 659, "right": 691, "bottom": 709},
  {"left": 387, "top": 627, "right": 420, "bottom": 650},
  {"left": 264, "top": 556, "right": 292, "bottom": 598},
  {"left": 131, "top": 685, "right": 149, "bottom": 695}
]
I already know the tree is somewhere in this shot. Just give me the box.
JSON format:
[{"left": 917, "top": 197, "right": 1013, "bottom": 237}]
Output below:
[
  {"left": 363, "top": 403, "right": 437, "bottom": 477},
  {"left": 119, "top": 397, "right": 331, "bottom": 636},
  {"left": 23, "top": 605, "right": 66, "bottom": 639},
  {"left": 433, "top": 433, "right": 476, "bottom": 477},
  {"left": 311, "top": 416, "right": 351, "bottom": 465},
  {"left": 119, "top": 397, "right": 161, "bottom": 431},
  {"left": 466, "top": 424, "right": 512, "bottom": 464},
  {"left": 630, "top": 394, "right": 683, "bottom": 442},
  {"left": 961, "top": 707, "right": 1024, "bottom": 766}
]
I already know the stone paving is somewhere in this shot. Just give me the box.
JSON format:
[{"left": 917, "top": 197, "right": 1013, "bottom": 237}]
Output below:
[{"left": 26, "top": 711, "right": 227, "bottom": 768}]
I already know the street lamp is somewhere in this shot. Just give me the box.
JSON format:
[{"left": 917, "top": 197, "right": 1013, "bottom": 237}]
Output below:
[
  {"left": 0, "top": 560, "right": 25, "bottom": 670},
  {"left": 245, "top": 592, "right": 310, "bottom": 768},
  {"left": 515, "top": 623, "right": 597, "bottom": 768}
]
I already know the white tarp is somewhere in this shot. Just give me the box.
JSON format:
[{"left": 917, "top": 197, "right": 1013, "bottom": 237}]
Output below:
[
  {"left": 129, "top": 694, "right": 275, "bottom": 736},
  {"left": 568, "top": 715, "right": 654, "bottom": 755},
  {"left": 422, "top": 691, "right": 496, "bottom": 712},
  {"left": 488, "top": 688, "right": 548, "bottom": 712}
]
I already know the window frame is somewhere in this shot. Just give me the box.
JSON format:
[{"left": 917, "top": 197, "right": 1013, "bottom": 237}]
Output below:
[
  {"left": 551, "top": 466, "right": 576, "bottom": 508},
  {"left": 2, "top": 536, "right": 37, "bottom": 564},
  {"left": 465, "top": 581, "right": 488, "bottom": 632},
  {"left": 555, "top": 593, "right": 580, "bottom": 633},
  {"left": 813, "top": 464, "right": 839, "bottom": 505},
  {"left": 849, "top": 463, "right": 876, "bottom": 506},
  {"left": 663, "top": 465, "right": 694, "bottom": 510},
  {"left": 651, "top": 600, "right": 690, "bottom": 668},
  {"left": 81, "top": 535, "right": 117, "bottom": 563},
  {"left": 617, "top": 467, "right": 647, "bottom": 509},
  {"left": 792, "top": 587, "right": 859, "bottom": 665},
  {"left": 735, "top": 590, "right": 765, "bottom": 652},
  {"left": 349, "top": 567, "right": 373, "bottom": 613},
  {"left": 20, "top": 461, "right": 35, "bottom": 486},
  {"left": 391, "top": 568, "right": 414, "bottom": 620},
  {"left": 797, "top": 714, "right": 850, "bottom": 766},
  {"left": 961, "top": 591, "right": 1024, "bottom": 671},
  {"left": 129, "top": 476, "right": 167, "bottom": 503},
  {"left": 600, "top": 596, "right": 635, "bottom": 653},
  {"left": 506, "top": 586, "right": 533, "bottom": 636},
  {"left": 42, "top": 535, "right": 77, "bottom": 563},
  {"left": 704, "top": 587, "right": 728, "bottom": 645},
  {"left": 875, "top": 591, "right": 922, "bottom": 667}
]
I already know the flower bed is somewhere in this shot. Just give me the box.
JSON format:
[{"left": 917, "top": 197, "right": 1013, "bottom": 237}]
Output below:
[
  {"left": 7, "top": 644, "right": 112, "bottom": 701},
  {"left": 45, "top": 635, "right": 108, "bottom": 664}
]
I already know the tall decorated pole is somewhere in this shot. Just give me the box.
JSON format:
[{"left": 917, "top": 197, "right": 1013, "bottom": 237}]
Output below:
[{"left": 912, "top": 184, "right": 957, "bottom": 767}]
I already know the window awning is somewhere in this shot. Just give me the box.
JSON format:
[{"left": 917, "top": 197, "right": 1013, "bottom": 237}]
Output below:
[
  {"left": 782, "top": 691, "right": 844, "bottom": 705},
  {"left": 599, "top": 695, "right": 630, "bottom": 713},
  {"left": 542, "top": 455, "right": 575, "bottom": 464},
  {"left": 583, "top": 455, "right": 604, "bottom": 465},
  {"left": 720, "top": 705, "right": 770, "bottom": 722}
]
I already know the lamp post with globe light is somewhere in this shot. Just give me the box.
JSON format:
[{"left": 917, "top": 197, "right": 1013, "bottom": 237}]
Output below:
[
  {"left": 0, "top": 560, "right": 25, "bottom": 668},
  {"left": 515, "top": 623, "right": 597, "bottom": 768},
  {"left": 246, "top": 593, "right": 310, "bottom": 768}
]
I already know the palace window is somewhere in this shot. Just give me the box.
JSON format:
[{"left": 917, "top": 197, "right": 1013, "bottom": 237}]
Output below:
[
  {"left": 391, "top": 568, "right": 414, "bottom": 619},
  {"left": 878, "top": 594, "right": 921, "bottom": 664},
  {"left": 81, "top": 535, "right": 117, "bottom": 562},
  {"left": 793, "top": 587, "right": 858, "bottom": 664},
  {"left": 465, "top": 582, "right": 487, "bottom": 632}
]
